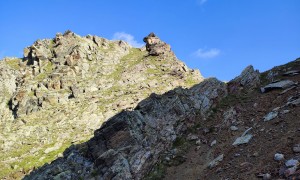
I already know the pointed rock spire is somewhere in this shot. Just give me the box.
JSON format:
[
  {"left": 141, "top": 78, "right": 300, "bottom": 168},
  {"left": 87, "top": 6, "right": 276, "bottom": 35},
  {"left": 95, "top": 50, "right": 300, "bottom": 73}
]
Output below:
[{"left": 143, "top": 32, "right": 172, "bottom": 56}]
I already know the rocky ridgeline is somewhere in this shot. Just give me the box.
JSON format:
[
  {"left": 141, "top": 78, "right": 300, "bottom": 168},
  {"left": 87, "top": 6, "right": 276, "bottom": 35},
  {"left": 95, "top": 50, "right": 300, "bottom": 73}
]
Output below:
[
  {"left": 0, "top": 31, "right": 203, "bottom": 179},
  {"left": 23, "top": 60, "right": 264, "bottom": 179},
  {"left": 25, "top": 78, "right": 227, "bottom": 180},
  {"left": 21, "top": 55, "right": 300, "bottom": 180},
  {"left": 5, "top": 30, "right": 296, "bottom": 179}
]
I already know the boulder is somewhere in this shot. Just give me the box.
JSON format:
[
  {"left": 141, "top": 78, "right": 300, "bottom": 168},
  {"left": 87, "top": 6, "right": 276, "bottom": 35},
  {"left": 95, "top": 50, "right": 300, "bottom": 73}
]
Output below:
[
  {"left": 261, "top": 80, "right": 296, "bottom": 93},
  {"left": 228, "top": 65, "right": 260, "bottom": 93},
  {"left": 143, "top": 32, "right": 172, "bottom": 56}
]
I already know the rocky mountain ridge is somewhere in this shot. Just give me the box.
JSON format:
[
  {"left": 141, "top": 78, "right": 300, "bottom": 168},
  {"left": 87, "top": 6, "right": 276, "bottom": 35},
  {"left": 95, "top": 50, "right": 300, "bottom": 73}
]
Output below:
[
  {"left": 1, "top": 30, "right": 299, "bottom": 180},
  {"left": 24, "top": 58, "right": 300, "bottom": 180},
  {"left": 0, "top": 31, "right": 202, "bottom": 179}
]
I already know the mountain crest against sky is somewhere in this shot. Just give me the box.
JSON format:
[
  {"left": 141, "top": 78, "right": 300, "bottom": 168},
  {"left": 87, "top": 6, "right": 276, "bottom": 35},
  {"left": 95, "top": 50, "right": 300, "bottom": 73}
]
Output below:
[
  {"left": 0, "top": 31, "right": 202, "bottom": 179},
  {"left": 1, "top": 30, "right": 299, "bottom": 180}
]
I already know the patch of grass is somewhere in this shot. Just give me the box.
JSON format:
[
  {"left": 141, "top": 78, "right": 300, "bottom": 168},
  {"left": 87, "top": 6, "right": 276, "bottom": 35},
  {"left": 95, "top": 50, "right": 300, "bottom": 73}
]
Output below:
[
  {"left": 47, "top": 39, "right": 54, "bottom": 49},
  {"left": 107, "top": 48, "right": 145, "bottom": 81},
  {"left": 172, "top": 137, "right": 186, "bottom": 148},
  {"left": 35, "top": 73, "right": 47, "bottom": 82},
  {"left": 34, "top": 61, "right": 54, "bottom": 82},
  {"left": 1, "top": 141, "right": 72, "bottom": 179},
  {"left": 6, "top": 58, "right": 21, "bottom": 70},
  {"left": 187, "top": 123, "right": 202, "bottom": 134},
  {"left": 185, "top": 75, "right": 199, "bottom": 87},
  {"left": 144, "top": 163, "right": 166, "bottom": 180},
  {"left": 218, "top": 93, "right": 250, "bottom": 108},
  {"left": 43, "top": 61, "right": 54, "bottom": 72}
]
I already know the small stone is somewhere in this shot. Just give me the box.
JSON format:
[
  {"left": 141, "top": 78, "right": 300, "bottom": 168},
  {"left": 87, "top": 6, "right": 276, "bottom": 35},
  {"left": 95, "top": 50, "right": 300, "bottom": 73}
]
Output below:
[
  {"left": 195, "top": 146, "right": 201, "bottom": 151},
  {"left": 57, "top": 153, "right": 63, "bottom": 158},
  {"left": 252, "top": 152, "right": 259, "bottom": 157},
  {"left": 13, "top": 165, "right": 19, "bottom": 170},
  {"left": 208, "top": 154, "right": 224, "bottom": 169},
  {"left": 257, "top": 173, "right": 271, "bottom": 180},
  {"left": 285, "top": 159, "right": 298, "bottom": 167},
  {"left": 234, "top": 153, "right": 241, "bottom": 157},
  {"left": 195, "top": 139, "right": 201, "bottom": 145},
  {"left": 39, "top": 156, "right": 45, "bottom": 162},
  {"left": 262, "top": 173, "right": 271, "bottom": 180},
  {"left": 187, "top": 134, "right": 198, "bottom": 141},
  {"left": 203, "top": 128, "right": 210, "bottom": 134},
  {"left": 232, "top": 128, "right": 253, "bottom": 145},
  {"left": 285, "top": 166, "right": 297, "bottom": 177},
  {"left": 210, "top": 140, "right": 217, "bottom": 147},
  {"left": 171, "top": 148, "right": 178, "bottom": 155},
  {"left": 274, "top": 153, "right": 284, "bottom": 161},
  {"left": 273, "top": 107, "right": 280, "bottom": 111},
  {"left": 281, "top": 110, "right": 290, "bottom": 114},
  {"left": 263, "top": 111, "right": 278, "bottom": 121},
  {"left": 230, "top": 126, "right": 238, "bottom": 131},
  {"left": 293, "top": 144, "right": 300, "bottom": 153}
]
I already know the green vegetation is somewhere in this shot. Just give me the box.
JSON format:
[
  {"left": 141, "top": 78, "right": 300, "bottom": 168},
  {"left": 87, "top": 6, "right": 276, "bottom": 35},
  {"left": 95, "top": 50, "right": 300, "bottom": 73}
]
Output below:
[
  {"left": 172, "top": 137, "right": 186, "bottom": 148},
  {"left": 187, "top": 123, "right": 202, "bottom": 134},
  {"left": 144, "top": 163, "right": 166, "bottom": 180},
  {"left": 47, "top": 39, "right": 54, "bottom": 50},
  {"left": 185, "top": 75, "right": 199, "bottom": 87},
  {"left": 107, "top": 48, "right": 145, "bottom": 81},
  {"left": 6, "top": 58, "right": 21, "bottom": 70},
  {"left": 218, "top": 92, "right": 250, "bottom": 109},
  {"left": 34, "top": 61, "right": 54, "bottom": 82},
  {"left": 145, "top": 135, "right": 191, "bottom": 180}
]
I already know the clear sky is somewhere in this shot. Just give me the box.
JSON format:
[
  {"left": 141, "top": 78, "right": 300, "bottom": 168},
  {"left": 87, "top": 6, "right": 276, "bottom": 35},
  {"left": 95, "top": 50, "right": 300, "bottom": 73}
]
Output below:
[{"left": 0, "top": 0, "right": 299, "bottom": 81}]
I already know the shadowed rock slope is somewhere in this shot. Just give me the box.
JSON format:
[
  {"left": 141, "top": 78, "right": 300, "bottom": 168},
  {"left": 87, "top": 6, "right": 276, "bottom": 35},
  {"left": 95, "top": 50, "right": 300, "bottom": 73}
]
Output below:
[
  {"left": 163, "top": 58, "right": 300, "bottom": 180},
  {"left": 25, "top": 56, "right": 300, "bottom": 180},
  {"left": 0, "top": 31, "right": 203, "bottom": 179},
  {"left": 24, "top": 78, "right": 227, "bottom": 179}
]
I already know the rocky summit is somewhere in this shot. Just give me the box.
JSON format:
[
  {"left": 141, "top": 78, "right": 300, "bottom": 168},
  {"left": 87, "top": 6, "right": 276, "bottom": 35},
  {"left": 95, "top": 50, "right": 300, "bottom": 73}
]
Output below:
[
  {"left": 1, "top": 31, "right": 300, "bottom": 180},
  {"left": 0, "top": 31, "right": 202, "bottom": 179}
]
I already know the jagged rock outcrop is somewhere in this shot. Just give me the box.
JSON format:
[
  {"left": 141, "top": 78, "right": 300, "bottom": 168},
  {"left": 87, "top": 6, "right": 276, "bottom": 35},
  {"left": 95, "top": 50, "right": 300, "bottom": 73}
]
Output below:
[
  {"left": 0, "top": 58, "right": 20, "bottom": 124},
  {"left": 0, "top": 31, "right": 203, "bottom": 179},
  {"left": 228, "top": 65, "right": 260, "bottom": 93},
  {"left": 143, "top": 33, "right": 173, "bottom": 56},
  {"left": 25, "top": 78, "right": 227, "bottom": 179}
]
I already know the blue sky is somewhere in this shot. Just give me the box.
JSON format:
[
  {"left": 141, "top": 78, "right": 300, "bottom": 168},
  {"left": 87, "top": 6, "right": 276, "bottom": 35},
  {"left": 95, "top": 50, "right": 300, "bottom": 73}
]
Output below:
[{"left": 0, "top": 0, "right": 299, "bottom": 81}]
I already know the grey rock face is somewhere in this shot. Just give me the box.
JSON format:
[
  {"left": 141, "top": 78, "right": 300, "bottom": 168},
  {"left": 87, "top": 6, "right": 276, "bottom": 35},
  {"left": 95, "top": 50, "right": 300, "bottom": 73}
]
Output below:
[
  {"left": 260, "top": 80, "right": 296, "bottom": 93},
  {"left": 25, "top": 78, "right": 227, "bottom": 179},
  {"left": 228, "top": 65, "right": 260, "bottom": 93}
]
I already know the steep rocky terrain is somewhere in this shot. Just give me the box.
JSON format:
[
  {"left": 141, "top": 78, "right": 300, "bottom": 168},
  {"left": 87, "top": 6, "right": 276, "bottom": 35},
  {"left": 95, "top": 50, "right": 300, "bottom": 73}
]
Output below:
[
  {"left": 0, "top": 31, "right": 202, "bottom": 179},
  {"left": 24, "top": 58, "right": 300, "bottom": 180},
  {"left": 162, "top": 59, "right": 300, "bottom": 180},
  {"left": 1, "top": 30, "right": 299, "bottom": 180}
]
